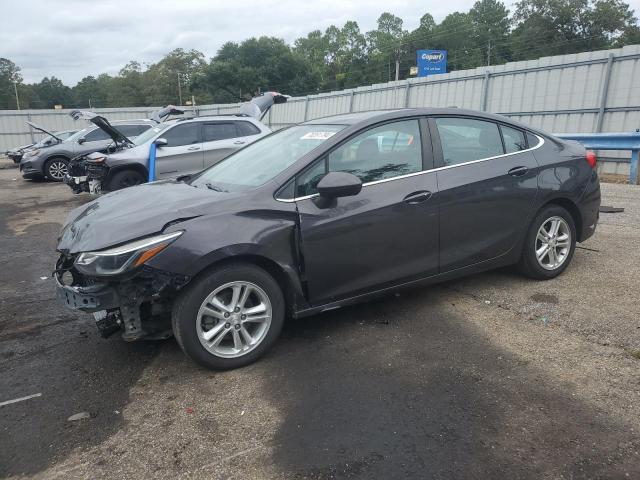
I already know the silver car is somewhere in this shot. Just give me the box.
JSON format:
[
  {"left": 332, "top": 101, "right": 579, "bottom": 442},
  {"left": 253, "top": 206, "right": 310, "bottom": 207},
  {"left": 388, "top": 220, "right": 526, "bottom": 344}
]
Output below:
[
  {"left": 65, "top": 92, "right": 287, "bottom": 194},
  {"left": 20, "top": 120, "right": 155, "bottom": 181}
]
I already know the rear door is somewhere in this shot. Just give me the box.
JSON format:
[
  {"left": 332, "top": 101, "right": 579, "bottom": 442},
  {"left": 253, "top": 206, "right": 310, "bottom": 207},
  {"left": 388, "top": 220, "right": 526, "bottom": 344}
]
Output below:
[
  {"left": 431, "top": 116, "right": 539, "bottom": 272},
  {"left": 155, "top": 122, "right": 204, "bottom": 178},
  {"left": 294, "top": 118, "right": 440, "bottom": 305},
  {"left": 201, "top": 122, "right": 245, "bottom": 168}
]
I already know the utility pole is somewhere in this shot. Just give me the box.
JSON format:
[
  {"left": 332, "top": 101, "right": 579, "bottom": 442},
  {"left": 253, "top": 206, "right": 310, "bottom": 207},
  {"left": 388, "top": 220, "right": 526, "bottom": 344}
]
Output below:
[
  {"left": 177, "top": 72, "right": 183, "bottom": 105},
  {"left": 487, "top": 40, "right": 492, "bottom": 67},
  {"left": 13, "top": 81, "right": 20, "bottom": 110},
  {"left": 394, "top": 49, "right": 400, "bottom": 82}
]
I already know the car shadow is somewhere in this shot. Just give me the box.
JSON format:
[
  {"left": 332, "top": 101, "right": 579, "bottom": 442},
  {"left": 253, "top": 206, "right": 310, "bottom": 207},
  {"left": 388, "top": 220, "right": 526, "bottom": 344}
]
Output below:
[{"left": 261, "top": 285, "right": 638, "bottom": 478}]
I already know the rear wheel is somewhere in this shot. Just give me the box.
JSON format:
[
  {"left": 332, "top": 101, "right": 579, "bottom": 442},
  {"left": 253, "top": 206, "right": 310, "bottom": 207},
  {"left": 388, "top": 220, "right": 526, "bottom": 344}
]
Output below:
[
  {"left": 44, "top": 157, "right": 69, "bottom": 181},
  {"left": 172, "top": 263, "right": 285, "bottom": 370},
  {"left": 107, "top": 169, "right": 145, "bottom": 191},
  {"left": 518, "top": 204, "right": 576, "bottom": 279}
]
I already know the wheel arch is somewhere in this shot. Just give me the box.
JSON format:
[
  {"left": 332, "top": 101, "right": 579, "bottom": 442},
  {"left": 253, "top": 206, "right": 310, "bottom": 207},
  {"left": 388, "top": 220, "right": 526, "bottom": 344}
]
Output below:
[
  {"left": 43, "top": 154, "right": 71, "bottom": 167},
  {"left": 540, "top": 197, "right": 583, "bottom": 241},
  {"left": 105, "top": 163, "right": 149, "bottom": 186},
  {"left": 186, "top": 253, "right": 306, "bottom": 318}
]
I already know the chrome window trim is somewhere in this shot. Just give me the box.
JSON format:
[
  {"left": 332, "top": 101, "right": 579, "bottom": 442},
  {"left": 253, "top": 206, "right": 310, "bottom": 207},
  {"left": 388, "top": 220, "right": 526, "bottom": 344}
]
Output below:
[{"left": 275, "top": 134, "right": 545, "bottom": 203}]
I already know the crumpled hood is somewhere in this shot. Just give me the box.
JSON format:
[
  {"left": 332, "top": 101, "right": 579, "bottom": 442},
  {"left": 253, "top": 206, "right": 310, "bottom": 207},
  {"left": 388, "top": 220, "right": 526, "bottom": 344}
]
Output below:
[{"left": 58, "top": 181, "right": 238, "bottom": 254}]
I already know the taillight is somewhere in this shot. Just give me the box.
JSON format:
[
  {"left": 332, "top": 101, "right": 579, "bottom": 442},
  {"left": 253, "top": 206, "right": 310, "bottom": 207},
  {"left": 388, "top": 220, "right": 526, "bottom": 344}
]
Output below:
[{"left": 585, "top": 150, "right": 597, "bottom": 170}]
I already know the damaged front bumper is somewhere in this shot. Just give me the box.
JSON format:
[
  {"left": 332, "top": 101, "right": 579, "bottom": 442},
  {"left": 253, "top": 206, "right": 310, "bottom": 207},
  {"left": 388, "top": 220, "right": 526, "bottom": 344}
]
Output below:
[
  {"left": 65, "top": 157, "right": 108, "bottom": 194},
  {"left": 55, "top": 256, "right": 189, "bottom": 341}
]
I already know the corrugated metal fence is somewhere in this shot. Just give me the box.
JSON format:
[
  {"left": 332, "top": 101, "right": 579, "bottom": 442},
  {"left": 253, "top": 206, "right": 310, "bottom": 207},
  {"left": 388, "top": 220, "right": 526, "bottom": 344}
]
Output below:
[{"left": 2, "top": 44, "right": 639, "bottom": 164}]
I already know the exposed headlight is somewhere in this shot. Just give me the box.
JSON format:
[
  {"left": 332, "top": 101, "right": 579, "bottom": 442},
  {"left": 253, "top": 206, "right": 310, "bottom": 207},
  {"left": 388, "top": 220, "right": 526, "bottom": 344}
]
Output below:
[
  {"left": 74, "top": 231, "right": 183, "bottom": 276},
  {"left": 86, "top": 155, "right": 107, "bottom": 164},
  {"left": 24, "top": 149, "right": 40, "bottom": 158}
]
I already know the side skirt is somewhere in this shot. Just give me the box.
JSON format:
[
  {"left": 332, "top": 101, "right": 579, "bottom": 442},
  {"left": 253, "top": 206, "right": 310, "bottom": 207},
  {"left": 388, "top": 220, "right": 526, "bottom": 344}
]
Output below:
[{"left": 292, "top": 253, "right": 517, "bottom": 319}]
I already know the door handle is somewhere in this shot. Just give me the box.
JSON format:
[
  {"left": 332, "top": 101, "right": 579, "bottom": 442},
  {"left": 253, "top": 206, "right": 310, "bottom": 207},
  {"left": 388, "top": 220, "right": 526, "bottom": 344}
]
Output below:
[
  {"left": 233, "top": 140, "right": 246, "bottom": 145},
  {"left": 187, "top": 146, "right": 200, "bottom": 151},
  {"left": 403, "top": 191, "right": 432, "bottom": 204},
  {"left": 508, "top": 166, "right": 528, "bottom": 177}
]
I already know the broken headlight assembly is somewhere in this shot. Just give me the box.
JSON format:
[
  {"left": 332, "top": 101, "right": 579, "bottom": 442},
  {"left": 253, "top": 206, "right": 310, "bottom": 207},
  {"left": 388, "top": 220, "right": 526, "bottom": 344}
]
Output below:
[{"left": 74, "top": 231, "right": 183, "bottom": 276}]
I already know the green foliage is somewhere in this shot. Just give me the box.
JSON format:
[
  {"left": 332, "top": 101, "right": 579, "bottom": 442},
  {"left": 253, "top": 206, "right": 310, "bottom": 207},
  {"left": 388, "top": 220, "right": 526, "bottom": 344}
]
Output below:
[{"left": 1, "top": 0, "right": 638, "bottom": 110}]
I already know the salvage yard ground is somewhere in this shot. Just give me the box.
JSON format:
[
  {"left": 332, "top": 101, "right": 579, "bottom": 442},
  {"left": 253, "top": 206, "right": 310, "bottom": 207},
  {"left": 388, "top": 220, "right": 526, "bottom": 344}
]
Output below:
[{"left": 1, "top": 159, "right": 639, "bottom": 479}]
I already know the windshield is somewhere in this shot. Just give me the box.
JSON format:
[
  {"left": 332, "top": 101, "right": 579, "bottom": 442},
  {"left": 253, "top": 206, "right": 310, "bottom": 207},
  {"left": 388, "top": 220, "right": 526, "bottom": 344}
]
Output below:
[
  {"left": 65, "top": 128, "right": 89, "bottom": 143},
  {"left": 191, "top": 124, "right": 346, "bottom": 192},
  {"left": 133, "top": 124, "right": 170, "bottom": 146}
]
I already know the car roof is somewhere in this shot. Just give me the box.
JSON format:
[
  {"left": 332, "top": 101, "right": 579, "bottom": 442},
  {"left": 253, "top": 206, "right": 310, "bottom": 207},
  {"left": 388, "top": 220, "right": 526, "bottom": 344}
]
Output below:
[
  {"left": 301, "top": 108, "right": 540, "bottom": 133},
  {"left": 164, "top": 115, "right": 261, "bottom": 124}
]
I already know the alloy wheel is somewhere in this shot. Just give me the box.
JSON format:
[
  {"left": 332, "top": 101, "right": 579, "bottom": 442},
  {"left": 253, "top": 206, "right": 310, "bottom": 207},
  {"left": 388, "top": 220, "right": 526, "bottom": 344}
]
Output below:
[
  {"left": 48, "top": 160, "right": 68, "bottom": 180},
  {"left": 535, "top": 216, "right": 571, "bottom": 270},
  {"left": 196, "top": 281, "right": 272, "bottom": 358}
]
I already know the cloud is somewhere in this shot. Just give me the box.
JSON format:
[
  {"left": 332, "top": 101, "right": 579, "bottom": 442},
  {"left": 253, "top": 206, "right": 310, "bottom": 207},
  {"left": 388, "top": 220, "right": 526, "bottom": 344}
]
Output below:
[{"left": 3, "top": 0, "right": 639, "bottom": 85}]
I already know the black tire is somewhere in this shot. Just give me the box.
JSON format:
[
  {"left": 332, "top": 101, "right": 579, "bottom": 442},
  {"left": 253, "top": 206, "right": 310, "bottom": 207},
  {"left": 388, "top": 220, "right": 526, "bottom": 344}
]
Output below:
[
  {"left": 44, "top": 157, "right": 69, "bottom": 182},
  {"left": 172, "top": 263, "right": 285, "bottom": 370},
  {"left": 518, "top": 204, "right": 577, "bottom": 280},
  {"left": 107, "top": 169, "right": 145, "bottom": 191}
]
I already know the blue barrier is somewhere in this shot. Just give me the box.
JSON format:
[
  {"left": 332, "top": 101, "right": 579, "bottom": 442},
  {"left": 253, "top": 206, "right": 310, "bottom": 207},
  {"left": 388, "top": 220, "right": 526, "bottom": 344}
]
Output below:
[
  {"left": 148, "top": 143, "right": 157, "bottom": 182},
  {"left": 555, "top": 132, "right": 640, "bottom": 185}
]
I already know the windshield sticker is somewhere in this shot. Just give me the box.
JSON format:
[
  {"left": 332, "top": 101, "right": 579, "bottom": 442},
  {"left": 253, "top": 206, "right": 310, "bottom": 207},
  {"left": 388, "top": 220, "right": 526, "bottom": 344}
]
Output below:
[{"left": 301, "top": 131, "right": 337, "bottom": 140}]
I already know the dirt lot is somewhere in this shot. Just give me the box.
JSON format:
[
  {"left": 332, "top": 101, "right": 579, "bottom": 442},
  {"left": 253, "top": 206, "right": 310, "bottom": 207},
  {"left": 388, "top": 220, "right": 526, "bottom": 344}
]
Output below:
[{"left": 1, "top": 160, "right": 639, "bottom": 479}]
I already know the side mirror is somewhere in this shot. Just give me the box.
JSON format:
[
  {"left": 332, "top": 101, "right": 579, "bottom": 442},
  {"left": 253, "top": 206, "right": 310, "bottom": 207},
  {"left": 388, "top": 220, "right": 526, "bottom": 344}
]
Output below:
[
  {"left": 77, "top": 137, "right": 86, "bottom": 145},
  {"left": 154, "top": 137, "right": 168, "bottom": 147},
  {"left": 317, "top": 171, "right": 362, "bottom": 199}
]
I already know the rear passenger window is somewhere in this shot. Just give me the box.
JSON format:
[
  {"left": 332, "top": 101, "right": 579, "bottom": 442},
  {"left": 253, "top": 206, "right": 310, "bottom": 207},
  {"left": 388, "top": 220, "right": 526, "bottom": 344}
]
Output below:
[
  {"left": 501, "top": 125, "right": 527, "bottom": 153},
  {"left": 435, "top": 117, "right": 503, "bottom": 166},
  {"left": 203, "top": 123, "right": 238, "bottom": 141},
  {"left": 527, "top": 132, "right": 540, "bottom": 148},
  {"left": 237, "top": 121, "right": 261, "bottom": 136},
  {"left": 163, "top": 123, "right": 201, "bottom": 146}
]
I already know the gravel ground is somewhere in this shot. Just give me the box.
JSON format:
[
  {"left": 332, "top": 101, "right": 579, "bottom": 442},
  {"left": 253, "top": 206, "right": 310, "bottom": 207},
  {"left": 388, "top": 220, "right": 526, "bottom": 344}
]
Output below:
[{"left": 1, "top": 162, "right": 639, "bottom": 479}]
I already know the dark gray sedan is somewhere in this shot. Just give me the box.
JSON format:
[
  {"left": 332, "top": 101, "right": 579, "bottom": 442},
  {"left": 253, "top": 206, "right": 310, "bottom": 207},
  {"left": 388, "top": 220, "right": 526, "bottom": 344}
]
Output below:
[{"left": 54, "top": 108, "right": 600, "bottom": 370}]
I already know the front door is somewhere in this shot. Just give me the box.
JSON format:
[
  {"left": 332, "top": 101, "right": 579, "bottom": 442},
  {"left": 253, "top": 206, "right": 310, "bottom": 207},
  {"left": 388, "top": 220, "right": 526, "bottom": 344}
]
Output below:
[
  {"left": 295, "top": 118, "right": 440, "bottom": 305},
  {"left": 431, "top": 116, "right": 539, "bottom": 272},
  {"left": 155, "top": 122, "right": 204, "bottom": 178}
]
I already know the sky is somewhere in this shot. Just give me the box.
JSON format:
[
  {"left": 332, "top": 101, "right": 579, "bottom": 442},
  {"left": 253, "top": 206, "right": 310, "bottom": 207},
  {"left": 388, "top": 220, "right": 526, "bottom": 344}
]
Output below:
[{"left": 2, "top": 0, "right": 640, "bottom": 85}]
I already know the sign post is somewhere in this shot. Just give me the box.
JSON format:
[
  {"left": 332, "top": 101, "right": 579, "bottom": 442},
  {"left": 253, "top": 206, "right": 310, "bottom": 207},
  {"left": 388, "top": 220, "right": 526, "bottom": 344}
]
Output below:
[{"left": 416, "top": 50, "right": 447, "bottom": 77}]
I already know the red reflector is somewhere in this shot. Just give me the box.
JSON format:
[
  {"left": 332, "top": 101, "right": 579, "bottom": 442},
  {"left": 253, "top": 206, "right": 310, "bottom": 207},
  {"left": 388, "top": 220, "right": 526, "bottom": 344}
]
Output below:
[{"left": 585, "top": 150, "right": 597, "bottom": 169}]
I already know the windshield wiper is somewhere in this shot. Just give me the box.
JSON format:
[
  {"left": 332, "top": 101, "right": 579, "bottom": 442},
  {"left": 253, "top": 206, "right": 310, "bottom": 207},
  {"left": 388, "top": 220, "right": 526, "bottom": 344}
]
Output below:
[{"left": 205, "top": 183, "right": 228, "bottom": 193}]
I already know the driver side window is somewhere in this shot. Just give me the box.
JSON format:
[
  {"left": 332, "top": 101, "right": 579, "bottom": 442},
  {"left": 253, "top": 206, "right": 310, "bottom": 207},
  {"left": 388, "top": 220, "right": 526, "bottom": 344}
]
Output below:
[
  {"left": 295, "top": 119, "right": 423, "bottom": 197},
  {"left": 163, "top": 123, "right": 201, "bottom": 147},
  {"left": 84, "top": 128, "right": 111, "bottom": 142}
]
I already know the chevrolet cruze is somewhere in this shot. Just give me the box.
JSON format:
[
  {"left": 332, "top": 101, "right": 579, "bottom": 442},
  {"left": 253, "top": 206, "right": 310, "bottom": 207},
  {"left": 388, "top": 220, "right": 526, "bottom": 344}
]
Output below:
[{"left": 55, "top": 108, "right": 601, "bottom": 370}]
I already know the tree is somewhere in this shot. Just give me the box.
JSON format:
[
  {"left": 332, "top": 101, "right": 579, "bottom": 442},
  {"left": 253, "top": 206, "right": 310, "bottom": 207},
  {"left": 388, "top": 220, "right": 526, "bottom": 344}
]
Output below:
[
  {"left": 31, "top": 77, "right": 73, "bottom": 108},
  {"left": 469, "top": 0, "right": 512, "bottom": 64},
  {"left": 144, "top": 49, "right": 209, "bottom": 106},
  {"left": 197, "top": 37, "right": 318, "bottom": 103},
  {"left": 366, "top": 13, "right": 407, "bottom": 82},
  {"left": 0, "top": 58, "right": 23, "bottom": 109},
  {"left": 510, "top": 0, "right": 638, "bottom": 59}
]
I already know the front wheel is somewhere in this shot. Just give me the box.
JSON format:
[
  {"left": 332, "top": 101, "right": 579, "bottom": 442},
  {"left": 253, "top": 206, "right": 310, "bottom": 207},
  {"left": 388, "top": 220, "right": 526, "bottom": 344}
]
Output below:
[
  {"left": 172, "top": 263, "right": 285, "bottom": 370},
  {"left": 518, "top": 205, "right": 577, "bottom": 280},
  {"left": 44, "top": 157, "right": 69, "bottom": 181},
  {"left": 107, "top": 169, "right": 145, "bottom": 191}
]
